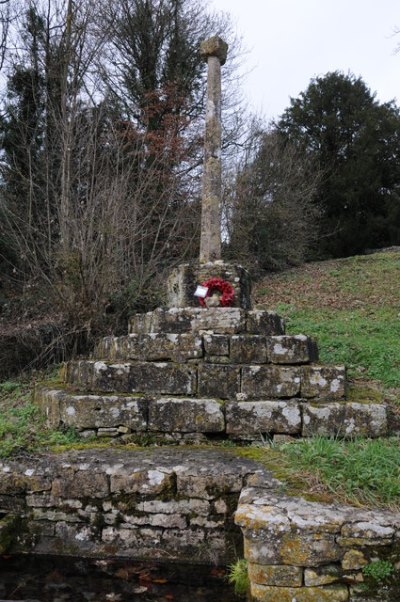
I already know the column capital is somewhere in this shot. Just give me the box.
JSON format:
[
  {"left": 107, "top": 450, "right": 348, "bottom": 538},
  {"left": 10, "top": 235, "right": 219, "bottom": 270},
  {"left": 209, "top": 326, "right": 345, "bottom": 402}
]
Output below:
[{"left": 200, "top": 36, "right": 228, "bottom": 65}]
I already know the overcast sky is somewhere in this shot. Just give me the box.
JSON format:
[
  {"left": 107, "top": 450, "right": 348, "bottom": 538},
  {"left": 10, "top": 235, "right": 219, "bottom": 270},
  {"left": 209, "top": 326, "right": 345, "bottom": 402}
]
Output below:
[{"left": 208, "top": 0, "right": 399, "bottom": 122}]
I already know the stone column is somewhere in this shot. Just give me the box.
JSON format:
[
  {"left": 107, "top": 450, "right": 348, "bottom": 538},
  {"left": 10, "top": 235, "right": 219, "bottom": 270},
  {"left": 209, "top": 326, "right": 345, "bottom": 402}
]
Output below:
[{"left": 199, "top": 36, "right": 228, "bottom": 264}]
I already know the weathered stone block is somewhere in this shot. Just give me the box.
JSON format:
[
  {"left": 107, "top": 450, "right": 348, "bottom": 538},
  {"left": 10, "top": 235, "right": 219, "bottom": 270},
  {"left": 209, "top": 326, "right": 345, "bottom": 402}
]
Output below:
[
  {"left": 226, "top": 401, "right": 301, "bottom": 437},
  {"left": 248, "top": 563, "right": 303, "bottom": 587},
  {"left": 203, "top": 334, "right": 229, "bottom": 356},
  {"left": 241, "top": 366, "right": 301, "bottom": 399},
  {"left": 34, "top": 387, "right": 62, "bottom": 427},
  {"left": 243, "top": 529, "right": 342, "bottom": 566},
  {"left": 58, "top": 393, "right": 148, "bottom": 431},
  {"left": 301, "top": 366, "right": 346, "bottom": 399},
  {"left": 96, "top": 333, "right": 203, "bottom": 362},
  {"left": 129, "top": 308, "right": 197, "bottom": 334},
  {"left": 341, "top": 522, "right": 395, "bottom": 540},
  {"left": 51, "top": 471, "right": 109, "bottom": 499},
  {"left": 198, "top": 364, "right": 240, "bottom": 399},
  {"left": 110, "top": 469, "right": 173, "bottom": 495},
  {"left": 266, "top": 335, "right": 318, "bottom": 364},
  {"left": 250, "top": 583, "right": 349, "bottom": 602},
  {"left": 304, "top": 565, "right": 342, "bottom": 586},
  {"left": 246, "top": 310, "right": 285, "bottom": 336},
  {"left": 148, "top": 398, "right": 225, "bottom": 432},
  {"left": 230, "top": 335, "right": 268, "bottom": 364},
  {"left": 66, "top": 360, "right": 197, "bottom": 396},
  {"left": 341, "top": 550, "right": 368, "bottom": 571},
  {"left": 177, "top": 473, "right": 243, "bottom": 500},
  {"left": 191, "top": 307, "right": 247, "bottom": 334},
  {"left": 142, "top": 498, "right": 210, "bottom": 516},
  {"left": 302, "top": 402, "right": 388, "bottom": 438}
]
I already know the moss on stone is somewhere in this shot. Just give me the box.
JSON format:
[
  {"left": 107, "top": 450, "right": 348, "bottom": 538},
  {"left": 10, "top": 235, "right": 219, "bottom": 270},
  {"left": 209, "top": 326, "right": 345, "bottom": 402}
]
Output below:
[{"left": 347, "top": 382, "right": 384, "bottom": 405}]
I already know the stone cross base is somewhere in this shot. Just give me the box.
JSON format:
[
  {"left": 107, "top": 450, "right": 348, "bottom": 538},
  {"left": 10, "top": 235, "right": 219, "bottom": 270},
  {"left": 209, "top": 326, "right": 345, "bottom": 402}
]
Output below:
[{"left": 166, "top": 261, "right": 252, "bottom": 309}]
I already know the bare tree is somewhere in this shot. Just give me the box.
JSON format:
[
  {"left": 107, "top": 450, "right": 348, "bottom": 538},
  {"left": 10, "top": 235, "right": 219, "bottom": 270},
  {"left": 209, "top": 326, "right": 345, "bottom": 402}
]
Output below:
[{"left": 224, "top": 123, "right": 322, "bottom": 272}]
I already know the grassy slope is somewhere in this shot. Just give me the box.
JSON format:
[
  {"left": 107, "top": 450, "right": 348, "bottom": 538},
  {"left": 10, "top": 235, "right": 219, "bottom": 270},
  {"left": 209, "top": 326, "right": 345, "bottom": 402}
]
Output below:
[{"left": 255, "top": 250, "right": 400, "bottom": 393}]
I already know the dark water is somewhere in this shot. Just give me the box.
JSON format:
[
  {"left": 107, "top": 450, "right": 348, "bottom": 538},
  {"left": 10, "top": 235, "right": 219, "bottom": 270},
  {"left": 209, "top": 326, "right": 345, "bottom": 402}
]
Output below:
[{"left": 0, "top": 555, "right": 242, "bottom": 601}]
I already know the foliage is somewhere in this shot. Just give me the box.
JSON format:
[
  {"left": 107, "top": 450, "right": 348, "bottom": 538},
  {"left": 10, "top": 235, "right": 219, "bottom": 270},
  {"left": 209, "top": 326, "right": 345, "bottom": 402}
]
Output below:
[
  {"left": 277, "top": 71, "right": 400, "bottom": 258},
  {"left": 0, "top": 0, "right": 241, "bottom": 366},
  {"left": 362, "top": 560, "right": 395, "bottom": 583},
  {"left": 0, "top": 378, "right": 80, "bottom": 457},
  {"left": 225, "top": 127, "right": 321, "bottom": 272},
  {"left": 227, "top": 559, "right": 249, "bottom": 595},
  {"left": 280, "top": 436, "right": 400, "bottom": 508}
]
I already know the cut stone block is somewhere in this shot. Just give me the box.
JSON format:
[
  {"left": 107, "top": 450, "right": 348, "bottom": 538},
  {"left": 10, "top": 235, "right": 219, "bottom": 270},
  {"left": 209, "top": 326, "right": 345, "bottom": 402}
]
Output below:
[
  {"left": 95, "top": 333, "right": 203, "bottom": 362},
  {"left": 266, "top": 335, "right": 318, "bottom": 364},
  {"left": 302, "top": 402, "right": 388, "bottom": 438},
  {"left": 129, "top": 308, "right": 198, "bottom": 334},
  {"left": 129, "top": 307, "right": 286, "bottom": 337},
  {"left": 230, "top": 335, "right": 268, "bottom": 364},
  {"left": 198, "top": 364, "right": 241, "bottom": 399},
  {"left": 244, "top": 531, "right": 342, "bottom": 566},
  {"left": 148, "top": 398, "right": 225, "bottom": 432},
  {"left": 191, "top": 307, "right": 247, "bottom": 334},
  {"left": 203, "top": 334, "right": 229, "bottom": 356},
  {"left": 301, "top": 366, "right": 346, "bottom": 399},
  {"left": 246, "top": 310, "right": 285, "bottom": 336},
  {"left": 35, "top": 388, "right": 148, "bottom": 431},
  {"left": 304, "top": 565, "right": 342, "bottom": 586},
  {"left": 226, "top": 401, "right": 301, "bottom": 437},
  {"left": 65, "top": 360, "right": 197, "bottom": 396},
  {"left": 250, "top": 583, "right": 349, "bottom": 602},
  {"left": 241, "top": 366, "right": 301, "bottom": 399},
  {"left": 248, "top": 563, "right": 303, "bottom": 587}
]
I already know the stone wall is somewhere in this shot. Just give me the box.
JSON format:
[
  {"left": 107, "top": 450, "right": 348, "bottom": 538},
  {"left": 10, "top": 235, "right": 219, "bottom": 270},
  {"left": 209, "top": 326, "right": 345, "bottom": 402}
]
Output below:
[
  {"left": 236, "top": 477, "right": 400, "bottom": 602},
  {"left": 0, "top": 449, "right": 261, "bottom": 564},
  {"left": 1, "top": 447, "right": 399, "bottom": 602}
]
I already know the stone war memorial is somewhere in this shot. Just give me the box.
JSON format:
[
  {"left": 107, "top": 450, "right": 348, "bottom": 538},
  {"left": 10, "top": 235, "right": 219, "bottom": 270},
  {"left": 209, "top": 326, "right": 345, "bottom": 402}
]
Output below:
[{"left": 1, "top": 37, "right": 399, "bottom": 602}]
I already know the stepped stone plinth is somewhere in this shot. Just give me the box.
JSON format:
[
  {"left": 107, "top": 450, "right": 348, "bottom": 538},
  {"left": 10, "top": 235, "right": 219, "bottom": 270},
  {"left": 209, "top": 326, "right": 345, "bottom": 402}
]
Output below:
[{"left": 34, "top": 302, "right": 389, "bottom": 442}]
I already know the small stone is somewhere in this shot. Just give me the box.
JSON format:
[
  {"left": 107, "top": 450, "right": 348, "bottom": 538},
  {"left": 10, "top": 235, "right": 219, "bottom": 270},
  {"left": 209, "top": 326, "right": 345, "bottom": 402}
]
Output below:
[
  {"left": 97, "top": 428, "right": 119, "bottom": 437},
  {"left": 304, "top": 565, "right": 341, "bottom": 586},
  {"left": 248, "top": 563, "right": 303, "bottom": 587},
  {"left": 342, "top": 550, "right": 368, "bottom": 571},
  {"left": 249, "top": 583, "right": 349, "bottom": 602},
  {"left": 272, "top": 434, "right": 297, "bottom": 444}
]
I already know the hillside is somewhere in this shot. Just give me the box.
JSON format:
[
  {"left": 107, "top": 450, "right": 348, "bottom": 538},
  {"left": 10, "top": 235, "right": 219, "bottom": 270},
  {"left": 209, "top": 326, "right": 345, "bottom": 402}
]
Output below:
[{"left": 254, "top": 248, "right": 400, "bottom": 395}]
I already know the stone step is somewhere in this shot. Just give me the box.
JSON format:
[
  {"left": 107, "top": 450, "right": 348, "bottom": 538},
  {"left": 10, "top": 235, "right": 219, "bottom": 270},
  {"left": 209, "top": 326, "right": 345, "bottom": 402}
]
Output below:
[
  {"left": 64, "top": 360, "right": 346, "bottom": 401},
  {"left": 94, "top": 332, "right": 319, "bottom": 365},
  {"left": 129, "top": 307, "right": 285, "bottom": 336},
  {"left": 35, "top": 388, "right": 388, "bottom": 440}
]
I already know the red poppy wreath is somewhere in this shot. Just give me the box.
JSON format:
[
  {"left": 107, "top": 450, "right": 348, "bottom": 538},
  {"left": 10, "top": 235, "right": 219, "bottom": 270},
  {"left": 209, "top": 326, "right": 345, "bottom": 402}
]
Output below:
[{"left": 198, "top": 277, "right": 235, "bottom": 307}]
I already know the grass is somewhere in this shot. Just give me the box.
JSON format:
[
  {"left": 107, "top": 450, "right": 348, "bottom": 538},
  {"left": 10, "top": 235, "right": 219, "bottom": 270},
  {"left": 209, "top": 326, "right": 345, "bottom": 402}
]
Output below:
[
  {"left": 227, "top": 559, "right": 249, "bottom": 595},
  {"left": 255, "top": 250, "right": 400, "bottom": 391},
  {"left": 278, "top": 436, "right": 400, "bottom": 509},
  {"left": 0, "top": 378, "right": 81, "bottom": 457}
]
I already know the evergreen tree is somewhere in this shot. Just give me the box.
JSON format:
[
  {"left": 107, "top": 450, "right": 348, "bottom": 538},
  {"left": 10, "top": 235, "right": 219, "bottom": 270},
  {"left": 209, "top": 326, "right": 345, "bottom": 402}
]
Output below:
[{"left": 277, "top": 71, "right": 400, "bottom": 257}]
